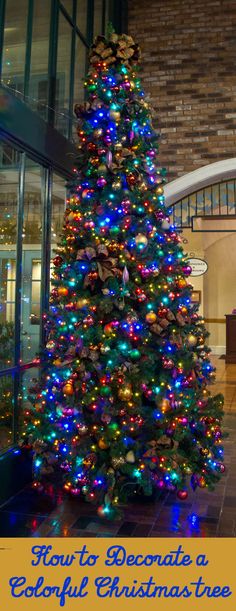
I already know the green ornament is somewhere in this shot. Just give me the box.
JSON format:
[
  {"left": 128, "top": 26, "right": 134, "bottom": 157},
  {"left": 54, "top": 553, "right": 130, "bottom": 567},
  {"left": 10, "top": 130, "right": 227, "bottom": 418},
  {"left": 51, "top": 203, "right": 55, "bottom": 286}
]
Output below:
[
  {"left": 100, "top": 385, "right": 112, "bottom": 396},
  {"left": 110, "top": 226, "right": 119, "bottom": 236},
  {"left": 129, "top": 349, "right": 141, "bottom": 360}
]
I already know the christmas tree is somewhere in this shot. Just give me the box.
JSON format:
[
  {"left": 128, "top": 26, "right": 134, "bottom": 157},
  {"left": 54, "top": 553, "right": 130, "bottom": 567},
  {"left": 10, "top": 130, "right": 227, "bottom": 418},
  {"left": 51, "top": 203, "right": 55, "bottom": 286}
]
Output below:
[{"left": 25, "top": 31, "right": 225, "bottom": 516}]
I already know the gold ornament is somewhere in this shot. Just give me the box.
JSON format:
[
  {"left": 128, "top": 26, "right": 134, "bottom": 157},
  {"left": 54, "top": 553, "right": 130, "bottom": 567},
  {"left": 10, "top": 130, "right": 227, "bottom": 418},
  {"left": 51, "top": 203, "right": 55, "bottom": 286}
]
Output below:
[
  {"left": 93, "top": 128, "right": 103, "bottom": 138},
  {"left": 198, "top": 476, "right": 206, "bottom": 488},
  {"left": 112, "top": 180, "right": 122, "bottom": 190},
  {"left": 125, "top": 450, "right": 135, "bottom": 463},
  {"left": 178, "top": 278, "right": 187, "bottom": 289},
  {"left": 146, "top": 311, "right": 157, "bottom": 324},
  {"left": 135, "top": 233, "right": 148, "bottom": 248},
  {"left": 187, "top": 334, "right": 198, "bottom": 347},
  {"left": 53, "top": 359, "right": 62, "bottom": 366},
  {"left": 63, "top": 382, "right": 74, "bottom": 396},
  {"left": 98, "top": 438, "right": 109, "bottom": 450},
  {"left": 98, "top": 164, "right": 107, "bottom": 173},
  {"left": 110, "top": 110, "right": 121, "bottom": 122},
  {"left": 118, "top": 384, "right": 132, "bottom": 402},
  {"left": 112, "top": 456, "right": 125, "bottom": 469},
  {"left": 160, "top": 398, "right": 170, "bottom": 413},
  {"left": 58, "top": 287, "right": 68, "bottom": 297},
  {"left": 76, "top": 298, "right": 88, "bottom": 309}
]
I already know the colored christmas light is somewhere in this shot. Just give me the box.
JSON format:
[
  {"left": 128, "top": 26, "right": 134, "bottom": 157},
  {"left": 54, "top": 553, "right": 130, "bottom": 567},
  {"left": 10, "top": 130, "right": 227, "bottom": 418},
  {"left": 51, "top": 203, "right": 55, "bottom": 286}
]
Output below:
[{"left": 23, "top": 30, "right": 225, "bottom": 514}]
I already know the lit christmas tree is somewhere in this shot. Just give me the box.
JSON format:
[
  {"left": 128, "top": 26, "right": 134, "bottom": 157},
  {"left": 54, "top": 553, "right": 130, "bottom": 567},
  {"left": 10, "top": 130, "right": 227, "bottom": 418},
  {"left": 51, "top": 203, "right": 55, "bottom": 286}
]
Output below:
[{"left": 25, "top": 30, "right": 225, "bottom": 516}]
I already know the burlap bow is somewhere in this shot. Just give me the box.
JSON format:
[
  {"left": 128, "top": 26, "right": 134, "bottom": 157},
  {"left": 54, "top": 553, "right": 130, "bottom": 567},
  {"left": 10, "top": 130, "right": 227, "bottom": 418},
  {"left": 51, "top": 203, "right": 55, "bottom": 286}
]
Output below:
[{"left": 76, "top": 245, "right": 119, "bottom": 286}]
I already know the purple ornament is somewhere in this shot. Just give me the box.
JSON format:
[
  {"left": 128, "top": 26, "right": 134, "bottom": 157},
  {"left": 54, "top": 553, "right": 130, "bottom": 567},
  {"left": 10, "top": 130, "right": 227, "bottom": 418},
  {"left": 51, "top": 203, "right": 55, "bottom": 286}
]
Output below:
[
  {"left": 106, "top": 151, "right": 112, "bottom": 168},
  {"left": 97, "top": 177, "right": 107, "bottom": 188},
  {"left": 129, "top": 130, "right": 134, "bottom": 143},
  {"left": 122, "top": 266, "right": 129, "bottom": 285},
  {"left": 183, "top": 265, "right": 192, "bottom": 275}
]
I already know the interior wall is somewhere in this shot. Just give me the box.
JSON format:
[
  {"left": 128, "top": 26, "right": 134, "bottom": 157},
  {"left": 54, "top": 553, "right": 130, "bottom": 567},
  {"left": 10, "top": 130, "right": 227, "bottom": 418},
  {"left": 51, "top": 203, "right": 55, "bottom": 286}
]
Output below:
[{"left": 181, "top": 228, "right": 236, "bottom": 354}]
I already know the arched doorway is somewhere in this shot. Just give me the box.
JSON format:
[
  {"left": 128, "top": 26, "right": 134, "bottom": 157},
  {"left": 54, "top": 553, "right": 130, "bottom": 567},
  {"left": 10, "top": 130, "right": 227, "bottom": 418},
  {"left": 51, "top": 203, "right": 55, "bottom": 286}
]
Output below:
[{"left": 164, "top": 161, "right": 236, "bottom": 356}]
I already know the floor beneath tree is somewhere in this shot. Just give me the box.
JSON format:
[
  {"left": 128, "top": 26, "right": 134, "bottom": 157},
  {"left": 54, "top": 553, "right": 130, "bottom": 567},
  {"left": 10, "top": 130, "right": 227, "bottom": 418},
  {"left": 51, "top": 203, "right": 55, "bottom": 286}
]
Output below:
[{"left": 1, "top": 356, "right": 236, "bottom": 538}]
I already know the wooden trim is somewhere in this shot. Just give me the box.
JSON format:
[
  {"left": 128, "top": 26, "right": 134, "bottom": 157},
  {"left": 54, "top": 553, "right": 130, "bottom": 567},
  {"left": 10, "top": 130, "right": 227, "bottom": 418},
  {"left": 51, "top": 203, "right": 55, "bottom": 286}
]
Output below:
[{"left": 204, "top": 318, "right": 226, "bottom": 324}]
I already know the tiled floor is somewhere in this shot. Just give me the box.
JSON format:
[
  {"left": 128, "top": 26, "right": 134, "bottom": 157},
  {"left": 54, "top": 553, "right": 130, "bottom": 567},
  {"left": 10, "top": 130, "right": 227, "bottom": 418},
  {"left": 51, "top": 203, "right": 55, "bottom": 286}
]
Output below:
[{"left": 0, "top": 356, "right": 236, "bottom": 538}]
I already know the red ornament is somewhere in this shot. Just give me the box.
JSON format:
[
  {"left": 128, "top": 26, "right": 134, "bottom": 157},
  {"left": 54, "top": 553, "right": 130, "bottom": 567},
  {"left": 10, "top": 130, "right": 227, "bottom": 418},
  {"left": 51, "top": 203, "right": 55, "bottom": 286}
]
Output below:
[
  {"left": 53, "top": 255, "right": 63, "bottom": 267},
  {"left": 177, "top": 490, "right": 188, "bottom": 500}
]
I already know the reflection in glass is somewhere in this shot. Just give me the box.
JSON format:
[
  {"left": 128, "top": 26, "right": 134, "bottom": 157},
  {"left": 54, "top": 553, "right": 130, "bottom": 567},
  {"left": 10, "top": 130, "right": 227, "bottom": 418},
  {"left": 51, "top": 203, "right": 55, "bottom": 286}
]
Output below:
[
  {"left": 28, "top": 0, "right": 51, "bottom": 120},
  {"left": 0, "top": 141, "right": 19, "bottom": 368},
  {"left": 19, "top": 366, "right": 40, "bottom": 443},
  {"left": 227, "top": 181, "right": 235, "bottom": 213},
  {"left": 51, "top": 174, "right": 67, "bottom": 261},
  {"left": 21, "top": 159, "right": 43, "bottom": 363},
  {"left": 0, "top": 374, "right": 14, "bottom": 450},
  {"left": 72, "top": 36, "right": 87, "bottom": 140},
  {"left": 55, "top": 12, "right": 72, "bottom": 136},
  {"left": 1, "top": 0, "right": 28, "bottom": 96}
]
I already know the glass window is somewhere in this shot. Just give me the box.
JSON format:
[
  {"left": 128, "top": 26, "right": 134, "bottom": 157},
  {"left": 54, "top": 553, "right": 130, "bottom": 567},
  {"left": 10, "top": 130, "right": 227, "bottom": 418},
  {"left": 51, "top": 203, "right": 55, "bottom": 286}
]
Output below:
[
  {"left": 61, "top": 0, "right": 74, "bottom": 17},
  {"left": 0, "top": 141, "right": 19, "bottom": 369},
  {"left": 21, "top": 159, "right": 44, "bottom": 363},
  {"left": 18, "top": 365, "right": 40, "bottom": 443},
  {"left": 1, "top": 0, "right": 28, "bottom": 96},
  {"left": 0, "top": 374, "right": 14, "bottom": 451},
  {"left": 55, "top": 11, "right": 72, "bottom": 136},
  {"left": 93, "top": 0, "right": 104, "bottom": 38},
  {"left": 227, "top": 181, "right": 235, "bottom": 214},
  {"left": 28, "top": 0, "right": 51, "bottom": 120},
  {"left": 72, "top": 35, "right": 87, "bottom": 139},
  {"left": 77, "top": 0, "right": 88, "bottom": 37},
  {"left": 51, "top": 173, "right": 67, "bottom": 260}
]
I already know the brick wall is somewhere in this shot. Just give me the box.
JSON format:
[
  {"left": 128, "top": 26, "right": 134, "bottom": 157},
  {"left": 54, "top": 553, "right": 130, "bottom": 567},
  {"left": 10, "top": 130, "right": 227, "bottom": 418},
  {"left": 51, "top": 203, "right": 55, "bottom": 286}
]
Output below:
[{"left": 128, "top": 0, "right": 236, "bottom": 180}]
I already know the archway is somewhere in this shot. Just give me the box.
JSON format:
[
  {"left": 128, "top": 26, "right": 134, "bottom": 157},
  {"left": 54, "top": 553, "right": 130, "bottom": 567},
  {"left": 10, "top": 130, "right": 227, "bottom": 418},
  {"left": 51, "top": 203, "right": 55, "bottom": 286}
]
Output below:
[{"left": 164, "top": 160, "right": 236, "bottom": 356}]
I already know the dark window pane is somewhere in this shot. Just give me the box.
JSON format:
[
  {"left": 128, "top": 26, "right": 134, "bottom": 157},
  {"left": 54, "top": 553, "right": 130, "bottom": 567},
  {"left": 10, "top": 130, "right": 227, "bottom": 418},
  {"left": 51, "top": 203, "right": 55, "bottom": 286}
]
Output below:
[
  {"left": 55, "top": 12, "right": 72, "bottom": 136},
  {"left": 77, "top": 0, "right": 88, "bottom": 37},
  {"left": 28, "top": 0, "right": 51, "bottom": 120},
  {"left": 1, "top": 0, "right": 28, "bottom": 97}
]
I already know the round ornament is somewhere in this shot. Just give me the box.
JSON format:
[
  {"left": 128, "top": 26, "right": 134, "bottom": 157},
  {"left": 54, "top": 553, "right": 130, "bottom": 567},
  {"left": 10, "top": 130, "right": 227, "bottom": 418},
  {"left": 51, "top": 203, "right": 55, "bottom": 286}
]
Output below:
[
  {"left": 177, "top": 490, "right": 188, "bottom": 500},
  {"left": 118, "top": 384, "right": 133, "bottom": 402},
  {"left": 112, "top": 180, "right": 122, "bottom": 191},
  {"left": 146, "top": 311, "right": 157, "bottom": 324},
  {"left": 160, "top": 398, "right": 170, "bottom": 413},
  {"left": 112, "top": 456, "right": 125, "bottom": 469},
  {"left": 76, "top": 298, "right": 88, "bottom": 309},
  {"left": 126, "top": 450, "right": 135, "bottom": 464},
  {"left": 178, "top": 278, "right": 187, "bottom": 289},
  {"left": 63, "top": 382, "right": 74, "bottom": 396},
  {"left": 93, "top": 128, "right": 103, "bottom": 138},
  {"left": 53, "top": 255, "right": 63, "bottom": 267},
  {"left": 100, "top": 385, "right": 112, "bottom": 397},
  {"left": 104, "top": 323, "right": 113, "bottom": 336},
  {"left": 198, "top": 476, "right": 206, "bottom": 488},
  {"left": 98, "top": 438, "right": 109, "bottom": 450},
  {"left": 58, "top": 287, "right": 68, "bottom": 297},
  {"left": 187, "top": 334, "right": 198, "bottom": 347},
  {"left": 110, "top": 110, "right": 121, "bottom": 122},
  {"left": 46, "top": 340, "right": 56, "bottom": 351},
  {"left": 129, "top": 349, "right": 141, "bottom": 360},
  {"left": 135, "top": 233, "right": 148, "bottom": 249}
]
